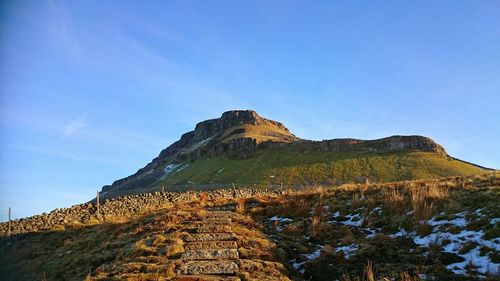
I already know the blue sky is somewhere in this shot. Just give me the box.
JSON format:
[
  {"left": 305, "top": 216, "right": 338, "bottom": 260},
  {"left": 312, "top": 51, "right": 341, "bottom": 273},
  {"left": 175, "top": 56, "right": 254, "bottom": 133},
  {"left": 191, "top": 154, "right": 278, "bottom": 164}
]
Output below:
[{"left": 1, "top": 1, "right": 499, "bottom": 220}]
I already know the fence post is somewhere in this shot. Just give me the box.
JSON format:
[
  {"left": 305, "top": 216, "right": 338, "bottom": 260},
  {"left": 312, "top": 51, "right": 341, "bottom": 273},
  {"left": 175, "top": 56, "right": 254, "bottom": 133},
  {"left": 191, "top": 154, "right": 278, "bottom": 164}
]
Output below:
[
  {"left": 7, "top": 207, "right": 11, "bottom": 237},
  {"left": 96, "top": 190, "right": 100, "bottom": 217}
]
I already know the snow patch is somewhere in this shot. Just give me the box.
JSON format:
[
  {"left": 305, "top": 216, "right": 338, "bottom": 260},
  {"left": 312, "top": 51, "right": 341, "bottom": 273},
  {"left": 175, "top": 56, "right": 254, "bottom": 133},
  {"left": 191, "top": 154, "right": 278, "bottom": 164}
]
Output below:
[
  {"left": 268, "top": 216, "right": 293, "bottom": 232},
  {"left": 341, "top": 213, "right": 363, "bottom": 227},
  {"left": 268, "top": 216, "right": 293, "bottom": 223},
  {"left": 390, "top": 228, "right": 410, "bottom": 238},
  {"left": 187, "top": 137, "right": 213, "bottom": 152},
  {"left": 163, "top": 164, "right": 180, "bottom": 175},
  {"left": 428, "top": 213, "right": 467, "bottom": 228},
  {"left": 412, "top": 228, "right": 499, "bottom": 276},
  {"left": 304, "top": 247, "right": 322, "bottom": 260},
  {"left": 290, "top": 245, "right": 324, "bottom": 274},
  {"left": 336, "top": 243, "right": 359, "bottom": 259},
  {"left": 490, "top": 218, "right": 500, "bottom": 225}
]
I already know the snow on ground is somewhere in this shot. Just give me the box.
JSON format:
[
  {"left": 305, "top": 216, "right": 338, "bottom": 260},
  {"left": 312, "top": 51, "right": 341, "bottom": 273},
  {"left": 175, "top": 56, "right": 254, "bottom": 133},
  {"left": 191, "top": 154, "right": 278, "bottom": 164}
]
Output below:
[
  {"left": 161, "top": 163, "right": 189, "bottom": 179},
  {"left": 336, "top": 243, "right": 359, "bottom": 259},
  {"left": 326, "top": 209, "right": 379, "bottom": 239},
  {"left": 326, "top": 210, "right": 363, "bottom": 227},
  {"left": 389, "top": 228, "right": 410, "bottom": 238},
  {"left": 410, "top": 213, "right": 500, "bottom": 277},
  {"left": 268, "top": 216, "right": 293, "bottom": 223},
  {"left": 290, "top": 245, "right": 324, "bottom": 274},
  {"left": 163, "top": 164, "right": 179, "bottom": 174},
  {"left": 331, "top": 211, "right": 340, "bottom": 218},
  {"left": 370, "top": 206, "right": 382, "bottom": 215},
  {"left": 329, "top": 207, "right": 499, "bottom": 277},
  {"left": 341, "top": 213, "right": 363, "bottom": 227},
  {"left": 267, "top": 216, "right": 293, "bottom": 231},
  {"left": 490, "top": 218, "right": 500, "bottom": 225},
  {"left": 427, "top": 212, "right": 468, "bottom": 228},
  {"left": 304, "top": 246, "right": 323, "bottom": 260},
  {"left": 271, "top": 203, "right": 499, "bottom": 278},
  {"left": 185, "top": 137, "right": 213, "bottom": 152}
]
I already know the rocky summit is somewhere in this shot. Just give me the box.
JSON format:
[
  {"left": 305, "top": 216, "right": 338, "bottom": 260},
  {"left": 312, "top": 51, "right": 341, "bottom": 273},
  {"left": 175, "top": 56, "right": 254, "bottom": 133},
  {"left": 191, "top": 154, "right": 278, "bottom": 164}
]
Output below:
[{"left": 101, "top": 110, "right": 487, "bottom": 195}]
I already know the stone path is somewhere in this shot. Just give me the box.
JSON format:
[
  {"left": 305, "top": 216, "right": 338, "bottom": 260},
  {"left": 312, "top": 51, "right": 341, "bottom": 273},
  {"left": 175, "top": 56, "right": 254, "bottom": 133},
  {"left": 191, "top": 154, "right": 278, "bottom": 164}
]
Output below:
[
  {"left": 92, "top": 204, "right": 291, "bottom": 280},
  {"left": 174, "top": 208, "right": 291, "bottom": 280},
  {"left": 175, "top": 210, "right": 243, "bottom": 281}
]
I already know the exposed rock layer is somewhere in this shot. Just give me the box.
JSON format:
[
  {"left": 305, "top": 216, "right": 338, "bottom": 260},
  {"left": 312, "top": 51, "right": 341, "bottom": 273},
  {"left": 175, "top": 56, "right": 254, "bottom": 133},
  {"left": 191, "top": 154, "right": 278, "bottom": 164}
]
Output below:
[{"left": 102, "top": 110, "right": 449, "bottom": 194}]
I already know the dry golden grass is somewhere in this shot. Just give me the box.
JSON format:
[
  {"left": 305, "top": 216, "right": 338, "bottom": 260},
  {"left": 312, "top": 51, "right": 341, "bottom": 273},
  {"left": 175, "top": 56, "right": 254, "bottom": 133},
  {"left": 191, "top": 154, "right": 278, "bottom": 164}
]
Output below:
[
  {"left": 341, "top": 261, "right": 422, "bottom": 281},
  {"left": 2, "top": 172, "right": 498, "bottom": 280},
  {"left": 351, "top": 193, "right": 363, "bottom": 209},
  {"left": 276, "top": 196, "right": 312, "bottom": 218},
  {"left": 382, "top": 188, "right": 406, "bottom": 214},
  {"left": 363, "top": 261, "right": 375, "bottom": 281},
  {"left": 199, "top": 192, "right": 209, "bottom": 207},
  {"left": 236, "top": 197, "right": 245, "bottom": 214},
  {"left": 219, "top": 122, "right": 298, "bottom": 144},
  {"left": 411, "top": 185, "right": 444, "bottom": 222},
  {"left": 311, "top": 214, "right": 321, "bottom": 238},
  {"left": 311, "top": 189, "right": 325, "bottom": 238}
]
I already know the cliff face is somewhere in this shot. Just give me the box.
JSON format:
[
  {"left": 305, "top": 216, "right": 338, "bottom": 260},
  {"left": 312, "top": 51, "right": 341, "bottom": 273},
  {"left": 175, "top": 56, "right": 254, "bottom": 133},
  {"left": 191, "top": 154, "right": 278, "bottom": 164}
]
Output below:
[
  {"left": 313, "top": 135, "right": 447, "bottom": 155},
  {"left": 102, "top": 110, "right": 299, "bottom": 192},
  {"left": 102, "top": 110, "right": 448, "bottom": 193}
]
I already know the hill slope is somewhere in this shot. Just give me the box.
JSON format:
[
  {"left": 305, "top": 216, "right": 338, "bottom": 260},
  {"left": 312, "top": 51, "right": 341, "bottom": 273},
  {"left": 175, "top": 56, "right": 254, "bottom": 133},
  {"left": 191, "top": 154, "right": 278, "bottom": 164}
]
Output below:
[
  {"left": 2, "top": 173, "right": 499, "bottom": 280},
  {"left": 102, "top": 110, "right": 486, "bottom": 194}
]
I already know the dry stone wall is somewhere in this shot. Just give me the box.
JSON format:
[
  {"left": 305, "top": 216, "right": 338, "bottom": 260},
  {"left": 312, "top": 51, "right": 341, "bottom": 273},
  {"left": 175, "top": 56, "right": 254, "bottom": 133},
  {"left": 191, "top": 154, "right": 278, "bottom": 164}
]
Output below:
[{"left": 0, "top": 188, "right": 287, "bottom": 237}]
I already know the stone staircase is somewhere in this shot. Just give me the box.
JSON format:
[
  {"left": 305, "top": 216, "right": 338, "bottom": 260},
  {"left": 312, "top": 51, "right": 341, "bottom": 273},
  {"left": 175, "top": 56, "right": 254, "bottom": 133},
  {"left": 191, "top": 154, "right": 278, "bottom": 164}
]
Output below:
[
  {"left": 176, "top": 210, "right": 242, "bottom": 281},
  {"left": 92, "top": 204, "right": 291, "bottom": 280}
]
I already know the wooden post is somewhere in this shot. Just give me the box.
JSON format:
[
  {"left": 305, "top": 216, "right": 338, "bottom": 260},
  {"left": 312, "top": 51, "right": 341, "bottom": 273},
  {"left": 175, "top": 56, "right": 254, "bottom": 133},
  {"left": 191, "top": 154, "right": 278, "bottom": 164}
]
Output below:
[
  {"left": 96, "top": 191, "right": 100, "bottom": 217},
  {"left": 162, "top": 186, "right": 164, "bottom": 193},
  {"left": 7, "top": 207, "right": 11, "bottom": 237}
]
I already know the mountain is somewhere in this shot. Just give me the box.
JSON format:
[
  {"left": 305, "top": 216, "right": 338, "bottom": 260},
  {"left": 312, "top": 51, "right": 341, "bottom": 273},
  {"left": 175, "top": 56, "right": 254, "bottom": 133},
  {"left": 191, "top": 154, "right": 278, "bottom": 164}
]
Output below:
[{"left": 101, "top": 110, "right": 486, "bottom": 193}]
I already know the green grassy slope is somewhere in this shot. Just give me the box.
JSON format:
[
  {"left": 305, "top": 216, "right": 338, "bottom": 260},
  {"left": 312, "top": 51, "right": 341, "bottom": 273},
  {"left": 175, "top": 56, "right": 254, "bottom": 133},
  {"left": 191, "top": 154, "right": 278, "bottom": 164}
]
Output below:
[{"left": 156, "top": 149, "right": 484, "bottom": 186}]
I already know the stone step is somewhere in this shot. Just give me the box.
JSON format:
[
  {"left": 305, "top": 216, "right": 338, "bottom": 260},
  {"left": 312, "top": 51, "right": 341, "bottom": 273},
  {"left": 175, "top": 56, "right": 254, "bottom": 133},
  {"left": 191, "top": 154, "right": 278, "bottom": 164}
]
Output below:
[
  {"left": 181, "top": 249, "right": 239, "bottom": 260},
  {"left": 189, "top": 221, "right": 232, "bottom": 228},
  {"left": 184, "top": 233, "right": 237, "bottom": 242},
  {"left": 197, "top": 225, "right": 232, "bottom": 233},
  {"left": 236, "top": 259, "right": 287, "bottom": 272},
  {"left": 175, "top": 275, "right": 241, "bottom": 281},
  {"left": 203, "top": 211, "right": 235, "bottom": 217},
  {"left": 184, "top": 241, "right": 238, "bottom": 251},
  {"left": 177, "top": 261, "right": 239, "bottom": 275},
  {"left": 201, "top": 218, "right": 232, "bottom": 224},
  {"left": 206, "top": 206, "right": 236, "bottom": 212}
]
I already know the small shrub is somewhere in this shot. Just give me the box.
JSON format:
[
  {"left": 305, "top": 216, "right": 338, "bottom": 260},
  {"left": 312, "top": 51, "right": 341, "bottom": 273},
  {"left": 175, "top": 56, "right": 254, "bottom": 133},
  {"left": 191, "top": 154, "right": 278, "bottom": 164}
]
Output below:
[
  {"left": 352, "top": 193, "right": 363, "bottom": 209},
  {"left": 417, "top": 222, "right": 433, "bottom": 237},
  {"left": 458, "top": 241, "right": 477, "bottom": 255}
]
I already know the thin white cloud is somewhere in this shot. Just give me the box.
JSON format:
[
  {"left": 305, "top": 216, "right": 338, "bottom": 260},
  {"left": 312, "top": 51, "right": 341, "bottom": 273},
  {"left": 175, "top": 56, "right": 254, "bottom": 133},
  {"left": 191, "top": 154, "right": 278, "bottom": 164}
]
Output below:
[
  {"left": 63, "top": 114, "right": 87, "bottom": 138},
  {"left": 47, "top": 0, "right": 83, "bottom": 59}
]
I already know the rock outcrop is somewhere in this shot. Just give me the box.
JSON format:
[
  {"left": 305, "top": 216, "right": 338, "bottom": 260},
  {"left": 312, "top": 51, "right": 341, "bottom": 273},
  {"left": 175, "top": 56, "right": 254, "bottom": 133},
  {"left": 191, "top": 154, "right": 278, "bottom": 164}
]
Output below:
[
  {"left": 101, "top": 110, "right": 449, "bottom": 194},
  {"left": 102, "top": 110, "right": 299, "bottom": 192}
]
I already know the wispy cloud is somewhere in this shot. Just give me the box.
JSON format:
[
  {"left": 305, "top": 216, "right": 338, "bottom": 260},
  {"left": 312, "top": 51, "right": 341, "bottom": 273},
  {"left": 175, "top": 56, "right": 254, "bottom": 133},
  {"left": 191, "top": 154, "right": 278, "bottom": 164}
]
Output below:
[
  {"left": 63, "top": 114, "right": 87, "bottom": 138},
  {"left": 47, "top": 0, "right": 82, "bottom": 59}
]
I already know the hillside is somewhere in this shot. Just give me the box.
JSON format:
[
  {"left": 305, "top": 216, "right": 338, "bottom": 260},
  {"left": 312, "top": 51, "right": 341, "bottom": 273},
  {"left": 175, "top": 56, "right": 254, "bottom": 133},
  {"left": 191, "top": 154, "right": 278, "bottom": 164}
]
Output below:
[
  {"left": 101, "top": 110, "right": 486, "bottom": 195},
  {"left": 1, "top": 173, "right": 499, "bottom": 280}
]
